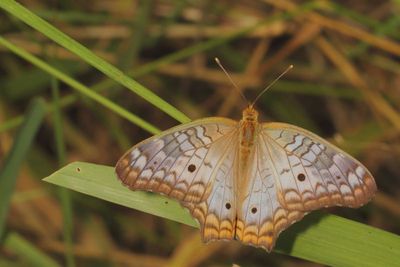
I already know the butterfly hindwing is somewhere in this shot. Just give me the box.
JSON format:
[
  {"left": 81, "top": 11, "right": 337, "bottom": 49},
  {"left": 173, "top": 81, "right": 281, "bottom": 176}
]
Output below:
[
  {"left": 262, "top": 122, "right": 377, "bottom": 212},
  {"left": 235, "top": 132, "right": 305, "bottom": 251},
  {"left": 182, "top": 135, "right": 238, "bottom": 243}
]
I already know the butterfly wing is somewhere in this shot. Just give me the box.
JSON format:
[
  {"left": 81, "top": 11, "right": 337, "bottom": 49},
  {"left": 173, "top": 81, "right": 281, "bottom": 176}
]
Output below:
[
  {"left": 182, "top": 136, "right": 239, "bottom": 242},
  {"left": 116, "top": 118, "right": 240, "bottom": 242},
  {"left": 116, "top": 118, "right": 238, "bottom": 205},
  {"left": 235, "top": 122, "right": 376, "bottom": 252},
  {"left": 262, "top": 122, "right": 376, "bottom": 212}
]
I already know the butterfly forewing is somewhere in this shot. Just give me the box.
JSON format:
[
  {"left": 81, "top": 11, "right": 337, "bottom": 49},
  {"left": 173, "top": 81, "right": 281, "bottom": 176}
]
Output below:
[{"left": 262, "top": 122, "right": 377, "bottom": 212}]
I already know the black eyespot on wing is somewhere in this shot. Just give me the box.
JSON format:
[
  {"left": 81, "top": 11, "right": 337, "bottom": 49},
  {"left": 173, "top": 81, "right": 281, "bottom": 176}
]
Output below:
[
  {"left": 297, "top": 173, "right": 306, "bottom": 182},
  {"left": 225, "top": 202, "right": 231, "bottom": 209},
  {"left": 251, "top": 207, "right": 257, "bottom": 214},
  {"left": 188, "top": 164, "right": 196, "bottom": 172}
]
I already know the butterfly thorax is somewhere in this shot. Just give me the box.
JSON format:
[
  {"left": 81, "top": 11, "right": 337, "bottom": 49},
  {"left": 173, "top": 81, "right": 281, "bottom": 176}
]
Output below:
[{"left": 239, "top": 106, "right": 259, "bottom": 148}]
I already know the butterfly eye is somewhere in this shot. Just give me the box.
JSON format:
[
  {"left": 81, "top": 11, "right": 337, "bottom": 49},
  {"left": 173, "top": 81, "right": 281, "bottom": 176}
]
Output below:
[
  {"left": 225, "top": 202, "right": 231, "bottom": 209},
  {"left": 188, "top": 164, "right": 196, "bottom": 172},
  {"left": 251, "top": 207, "right": 257, "bottom": 214},
  {"left": 297, "top": 173, "right": 306, "bottom": 182}
]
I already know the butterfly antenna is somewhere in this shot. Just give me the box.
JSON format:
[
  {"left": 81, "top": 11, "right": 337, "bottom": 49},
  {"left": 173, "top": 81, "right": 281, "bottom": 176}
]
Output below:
[
  {"left": 215, "top": 57, "right": 250, "bottom": 106},
  {"left": 251, "top": 64, "right": 293, "bottom": 106}
]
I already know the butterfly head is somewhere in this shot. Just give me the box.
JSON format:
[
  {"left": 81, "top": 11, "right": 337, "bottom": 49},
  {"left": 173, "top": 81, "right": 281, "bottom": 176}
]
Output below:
[{"left": 243, "top": 105, "right": 258, "bottom": 122}]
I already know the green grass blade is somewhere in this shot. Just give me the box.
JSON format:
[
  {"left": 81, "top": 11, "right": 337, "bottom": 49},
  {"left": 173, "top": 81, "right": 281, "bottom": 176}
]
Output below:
[
  {"left": 276, "top": 212, "right": 400, "bottom": 266},
  {"left": 0, "top": 36, "right": 160, "bottom": 135},
  {"left": 44, "top": 162, "right": 196, "bottom": 228},
  {"left": 51, "top": 78, "right": 67, "bottom": 165},
  {"left": 44, "top": 162, "right": 400, "bottom": 267},
  {"left": 0, "top": 116, "right": 24, "bottom": 133},
  {"left": 51, "top": 78, "right": 75, "bottom": 267},
  {"left": 4, "top": 232, "right": 60, "bottom": 267},
  {"left": 0, "top": 0, "right": 190, "bottom": 124},
  {"left": 0, "top": 98, "right": 46, "bottom": 239}
]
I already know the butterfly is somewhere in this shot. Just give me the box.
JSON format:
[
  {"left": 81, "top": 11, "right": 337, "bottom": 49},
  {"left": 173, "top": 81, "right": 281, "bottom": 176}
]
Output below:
[{"left": 115, "top": 62, "right": 377, "bottom": 252}]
